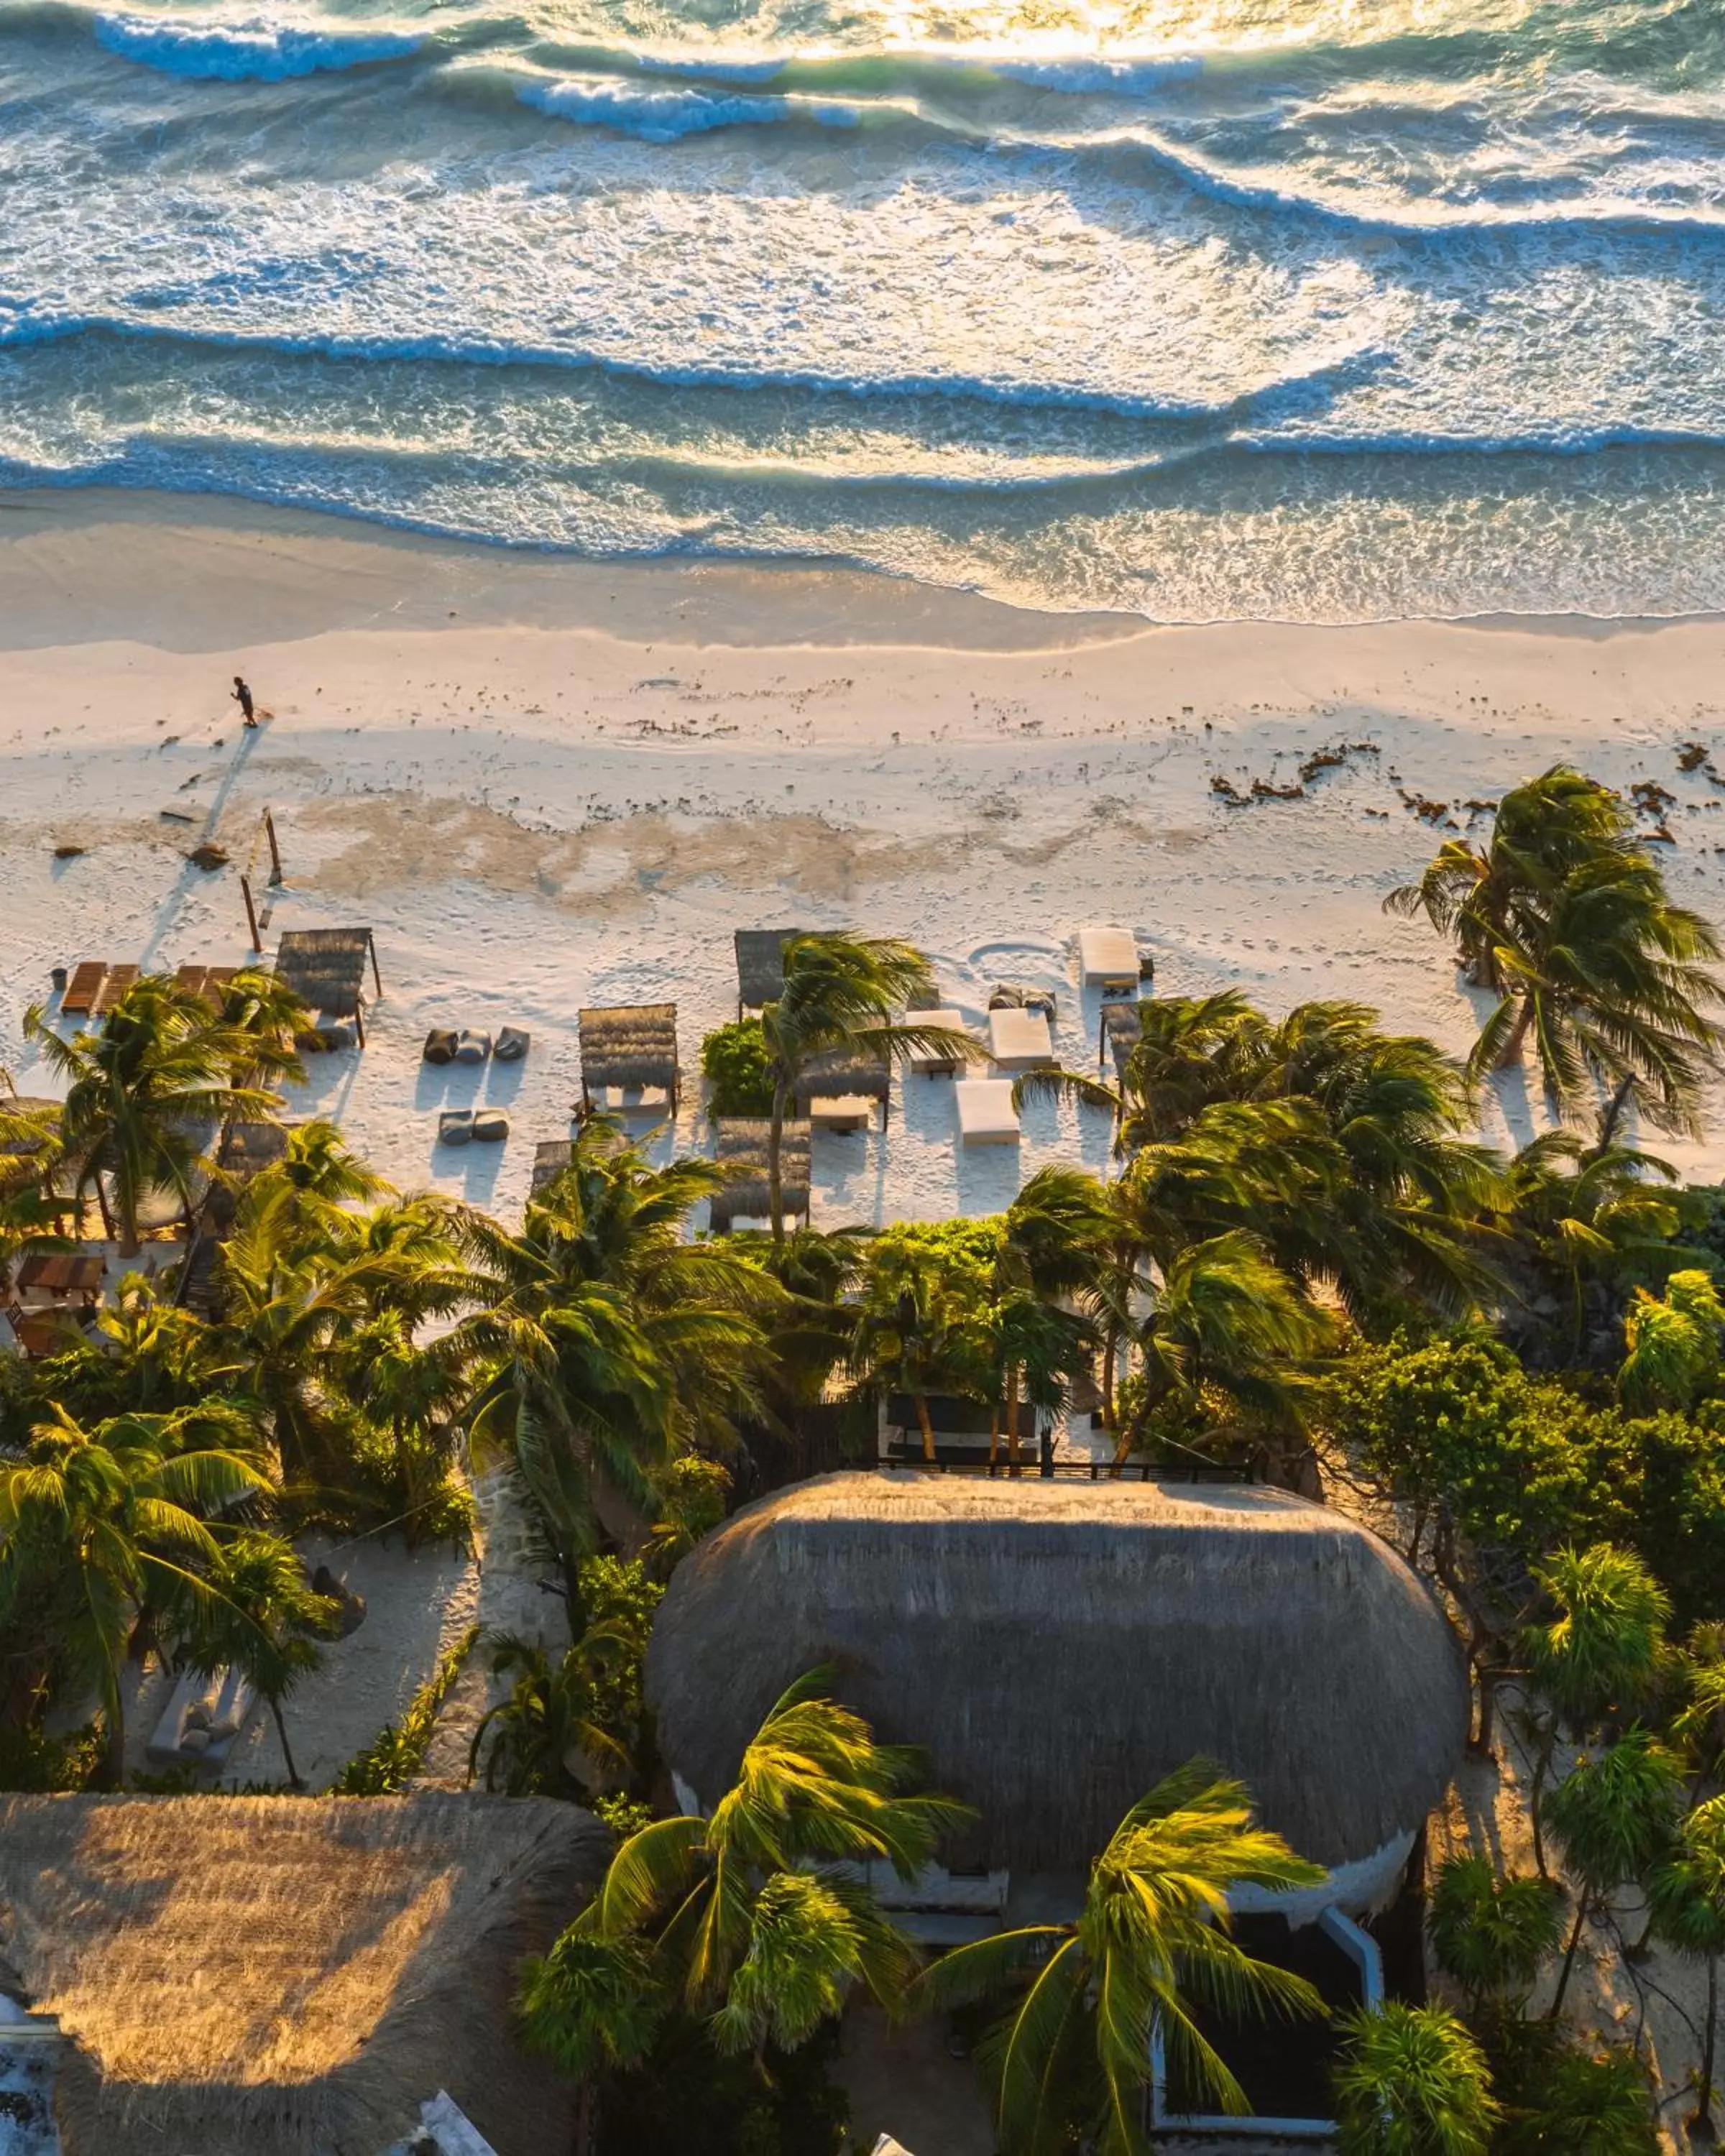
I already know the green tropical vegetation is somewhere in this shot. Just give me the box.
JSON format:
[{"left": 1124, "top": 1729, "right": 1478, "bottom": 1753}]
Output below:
[{"left": 4, "top": 782, "right": 1725, "bottom": 2148}]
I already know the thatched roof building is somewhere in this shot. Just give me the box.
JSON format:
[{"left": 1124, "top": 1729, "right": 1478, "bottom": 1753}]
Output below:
[
  {"left": 0, "top": 1792, "right": 607, "bottom": 2156},
  {"left": 274, "top": 930, "right": 381, "bottom": 1034},
  {"left": 647, "top": 1474, "right": 1468, "bottom": 1886},
  {"left": 733, "top": 927, "right": 804, "bottom": 1015},
  {"left": 709, "top": 1118, "right": 811, "bottom": 1231},
  {"left": 577, "top": 1004, "right": 679, "bottom": 1112}
]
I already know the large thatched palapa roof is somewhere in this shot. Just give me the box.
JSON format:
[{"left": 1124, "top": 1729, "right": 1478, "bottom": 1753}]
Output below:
[
  {"left": 0, "top": 1792, "right": 607, "bottom": 2156},
  {"left": 273, "top": 929, "right": 379, "bottom": 1021},
  {"left": 647, "top": 1473, "right": 1468, "bottom": 1874},
  {"left": 709, "top": 1118, "right": 811, "bottom": 1230},
  {"left": 578, "top": 1003, "right": 679, "bottom": 1108}
]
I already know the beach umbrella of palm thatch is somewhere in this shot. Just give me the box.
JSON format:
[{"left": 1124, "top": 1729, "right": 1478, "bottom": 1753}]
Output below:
[
  {"left": 0, "top": 1792, "right": 608, "bottom": 2156},
  {"left": 645, "top": 1473, "right": 1468, "bottom": 1889}
]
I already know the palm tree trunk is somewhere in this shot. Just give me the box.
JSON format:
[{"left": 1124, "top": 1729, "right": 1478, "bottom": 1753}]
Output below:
[
  {"left": 1530, "top": 1726, "right": 1557, "bottom": 1880},
  {"left": 1100, "top": 1325, "right": 1118, "bottom": 1434},
  {"left": 1006, "top": 1365, "right": 1020, "bottom": 1475},
  {"left": 1547, "top": 1894, "right": 1590, "bottom": 2019},
  {"left": 988, "top": 1409, "right": 999, "bottom": 1470},
  {"left": 916, "top": 1393, "right": 936, "bottom": 1466},
  {"left": 269, "top": 1697, "right": 303, "bottom": 1789},
  {"left": 1498, "top": 995, "right": 1536, "bottom": 1070},
  {"left": 89, "top": 1171, "right": 116, "bottom": 1244},
  {"left": 575, "top": 2076, "right": 598, "bottom": 2156},
  {"left": 100, "top": 1682, "right": 126, "bottom": 1790},
  {"left": 1698, "top": 1953, "right": 1719, "bottom": 2145},
  {"left": 768, "top": 1077, "right": 789, "bottom": 1246}
]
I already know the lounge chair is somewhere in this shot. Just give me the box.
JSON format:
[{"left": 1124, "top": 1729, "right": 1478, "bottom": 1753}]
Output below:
[
  {"left": 60, "top": 962, "right": 106, "bottom": 1015},
  {"left": 472, "top": 1110, "right": 510, "bottom": 1143},
  {"left": 93, "top": 963, "right": 138, "bottom": 1017},
  {"left": 454, "top": 1030, "right": 491, "bottom": 1065},
  {"left": 438, "top": 1111, "right": 475, "bottom": 1146},
  {"left": 494, "top": 1026, "right": 530, "bottom": 1062},
  {"left": 988, "top": 1008, "right": 1054, "bottom": 1071},
  {"left": 423, "top": 1028, "right": 458, "bottom": 1066},
  {"left": 146, "top": 1664, "right": 257, "bottom": 1772},
  {"left": 1077, "top": 926, "right": 1140, "bottom": 993},
  {"left": 905, "top": 1008, "right": 971, "bottom": 1077},
  {"left": 955, "top": 1079, "right": 1020, "bottom": 1146}
]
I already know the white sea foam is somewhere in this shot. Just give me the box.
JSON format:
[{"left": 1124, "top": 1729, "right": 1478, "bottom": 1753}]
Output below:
[
  {"left": 93, "top": 11, "right": 421, "bottom": 80},
  {"left": 515, "top": 71, "right": 857, "bottom": 139}
]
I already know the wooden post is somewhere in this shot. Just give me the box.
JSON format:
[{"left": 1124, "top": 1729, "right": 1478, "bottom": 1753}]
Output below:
[
  {"left": 368, "top": 931, "right": 383, "bottom": 999},
  {"left": 240, "top": 875, "right": 262, "bottom": 954},
  {"left": 354, "top": 1002, "right": 366, "bottom": 1050},
  {"left": 264, "top": 811, "right": 282, "bottom": 886}
]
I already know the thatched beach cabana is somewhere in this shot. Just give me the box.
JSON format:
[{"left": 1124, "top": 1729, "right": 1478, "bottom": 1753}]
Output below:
[
  {"left": 733, "top": 927, "right": 804, "bottom": 1017},
  {"left": 708, "top": 1118, "right": 811, "bottom": 1232},
  {"left": 273, "top": 929, "right": 381, "bottom": 1044},
  {"left": 647, "top": 1473, "right": 1468, "bottom": 1912},
  {"left": 793, "top": 1044, "right": 892, "bottom": 1131},
  {"left": 577, "top": 1004, "right": 679, "bottom": 1115},
  {"left": 0, "top": 1792, "right": 607, "bottom": 2156}
]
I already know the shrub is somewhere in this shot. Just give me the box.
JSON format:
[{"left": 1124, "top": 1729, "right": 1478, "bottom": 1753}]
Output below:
[{"left": 700, "top": 1019, "right": 774, "bottom": 1120}]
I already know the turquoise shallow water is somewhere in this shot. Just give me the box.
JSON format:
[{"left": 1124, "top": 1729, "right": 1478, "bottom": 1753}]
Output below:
[{"left": 7, "top": 0, "right": 1725, "bottom": 617}]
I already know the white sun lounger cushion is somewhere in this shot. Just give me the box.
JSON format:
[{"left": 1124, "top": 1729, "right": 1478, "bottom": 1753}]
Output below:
[
  {"left": 988, "top": 1008, "right": 1054, "bottom": 1069},
  {"left": 956, "top": 1079, "right": 1020, "bottom": 1145},
  {"left": 1079, "top": 926, "right": 1139, "bottom": 987},
  {"left": 906, "top": 1010, "right": 970, "bottom": 1073}
]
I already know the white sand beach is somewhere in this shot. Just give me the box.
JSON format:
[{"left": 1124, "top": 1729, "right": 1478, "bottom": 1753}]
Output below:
[{"left": 6, "top": 487, "right": 1725, "bottom": 1222}]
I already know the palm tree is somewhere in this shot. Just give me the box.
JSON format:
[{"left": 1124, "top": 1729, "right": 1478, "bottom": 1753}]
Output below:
[
  {"left": 1619, "top": 1269, "right": 1725, "bottom": 1412},
  {"left": 1386, "top": 765, "right": 1725, "bottom": 1130},
  {"left": 518, "top": 1927, "right": 662, "bottom": 2156},
  {"left": 175, "top": 1529, "right": 338, "bottom": 1787},
  {"left": 915, "top": 1762, "right": 1326, "bottom": 2150},
  {"left": 1113, "top": 1227, "right": 1333, "bottom": 1471},
  {"left": 1333, "top": 2002, "right": 1499, "bottom": 2156},
  {"left": 1428, "top": 1853, "right": 1563, "bottom": 2013},
  {"left": 467, "top": 1628, "right": 631, "bottom": 1799},
  {"left": 1544, "top": 1729, "right": 1685, "bottom": 2017},
  {"left": 850, "top": 1220, "right": 997, "bottom": 1465},
  {"left": 1522, "top": 1544, "right": 1671, "bottom": 1877},
  {"left": 24, "top": 974, "right": 278, "bottom": 1252},
  {"left": 0, "top": 1404, "right": 270, "bottom": 1784},
  {"left": 535, "top": 1671, "right": 962, "bottom": 2108},
  {"left": 213, "top": 964, "right": 311, "bottom": 1087},
  {"left": 457, "top": 1123, "right": 770, "bottom": 1609},
  {"left": 1647, "top": 1795, "right": 1725, "bottom": 2142},
  {"left": 759, "top": 934, "right": 975, "bottom": 1242}
]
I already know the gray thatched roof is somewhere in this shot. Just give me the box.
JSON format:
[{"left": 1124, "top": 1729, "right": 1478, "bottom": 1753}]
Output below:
[
  {"left": 0, "top": 1792, "right": 607, "bottom": 2156},
  {"left": 531, "top": 1139, "right": 573, "bottom": 1194},
  {"left": 579, "top": 1004, "right": 678, "bottom": 1098},
  {"left": 273, "top": 929, "right": 377, "bottom": 1019},
  {"left": 735, "top": 928, "right": 805, "bottom": 1012},
  {"left": 646, "top": 1473, "right": 1468, "bottom": 1873},
  {"left": 709, "top": 1118, "right": 811, "bottom": 1230},
  {"left": 794, "top": 1043, "right": 891, "bottom": 1109},
  {"left": 1100, "top": 1000, "right": 1144, "bottom": 1075}
]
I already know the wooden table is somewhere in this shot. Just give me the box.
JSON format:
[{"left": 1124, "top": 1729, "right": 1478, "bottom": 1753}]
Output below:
[{"left": 17, "top": 1251, "right": 106, "bottom": 1301}]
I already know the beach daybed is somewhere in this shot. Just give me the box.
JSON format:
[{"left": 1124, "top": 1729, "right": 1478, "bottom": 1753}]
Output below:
[
  {"left": 987, "top": 1008, "right": 1054, "bottom": 1071},
  {"left": 955, "top": 1079, "right": 1020, "bottom": 1146},
  {"left": 173, "top": 964, "right": 238, "bottom": 1008},
  {"left": 146, "top": 1664, "right": 257, "bottom": 1772},
  {"left": 794, "top": 1046, "right": 891, "bottom": 1133},
  {"left": 709, "top": 1118, "right": 811, "bottom": 1232},
  {"left": 578, "top": 1005, "right": 679, "bottom": 1116},
  {"left": 93, "top": 964, "right": 139, "bottom": 1018},
  {"left": 60, "top": 962, "right": 107, "bottom": 1016},
  {"left": 1078, "top": 925, "right": 1140, "bottom": 992},
  {"left": 734, "top": 928, "right": 805, "bottom": 1018},
  {"left": 273, "top": 928, "right": 382, "bottom": 1047},
  {"left": 905, "top": 1008, "right": 971, "bottom": 1077}
]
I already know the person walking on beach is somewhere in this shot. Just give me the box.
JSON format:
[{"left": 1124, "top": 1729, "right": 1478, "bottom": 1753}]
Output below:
[{"left": 232, "top": 674, "right": 257, "bottom": 727}]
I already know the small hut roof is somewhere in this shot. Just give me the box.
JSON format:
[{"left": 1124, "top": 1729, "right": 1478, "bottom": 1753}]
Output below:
[
  {"left": 1101, "top": 1000, "right": 1144, "bottom": 1074},
  {"left": 273, "top": 930, "right": 374, "bottom": 1020},
  {"left": 735, "top": 929, "right": 805, "bottom": 1010},
  {"left": 794, "top": 1044, "right": 891, "bottom": 1107},
  {"left": 579, "top": 1004, "right": 678, "bottom": 1093},
  {"left": 0, "top": 1792, "right": 607, "bottom": 2156},
  {"left": 709, "top": 1118, "right": 811, "bottom": 1229},
  {"left": 531, "top": 1139, "right": 574, "bottom": 1194},
  {"left": 646, "top": 1473, "right": 1468, "bottom": 1873}
]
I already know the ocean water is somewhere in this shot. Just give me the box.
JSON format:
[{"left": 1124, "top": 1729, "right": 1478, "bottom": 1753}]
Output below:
[{"left": 5, "top": 0, "right": 1725, "bottom": 619}]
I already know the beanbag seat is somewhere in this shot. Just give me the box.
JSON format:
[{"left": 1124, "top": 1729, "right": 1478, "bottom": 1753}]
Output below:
[
  {"left": 494, "top": 1026, "right": 530, "bottom": 1062},
  {"left": 423, "top": 1028, "right": 458, "bottom": 1065},
  {"left": 454, "top": 1030, "right": 492, "bottom": 1065},
  {"left": 473, "top": 1110, "right": 510, "bottom": 1143},
  {"left": 438, "top": 1111, "right": 475, "bottom": 1146}
]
